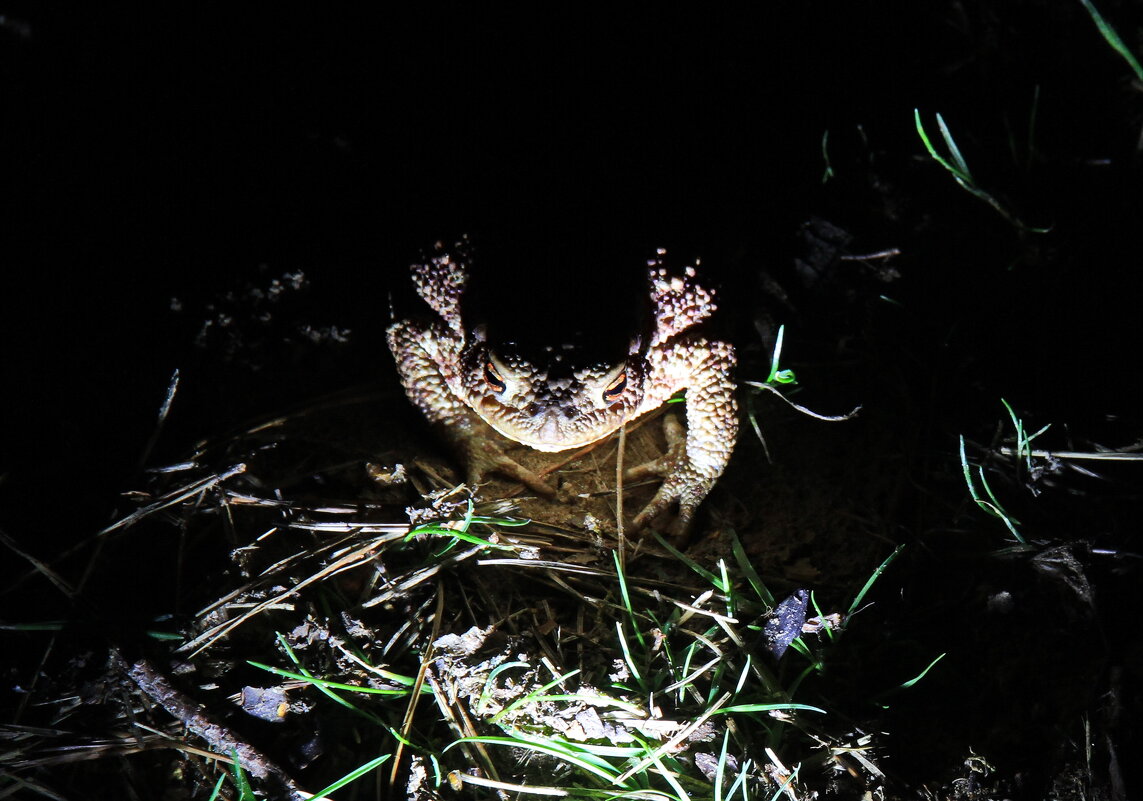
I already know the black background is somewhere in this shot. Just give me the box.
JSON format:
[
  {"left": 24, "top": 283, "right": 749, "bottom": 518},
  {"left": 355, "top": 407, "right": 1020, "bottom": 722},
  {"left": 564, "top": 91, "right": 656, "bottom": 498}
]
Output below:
[
  {"left": 3, "top": 2, "right": 1141, "bottom": 613},
  {"left": 1, "top": 4, "right": 895, "bottom": 534},
  {"left": 5, "top": 4, "right": 1143, "bottom": 797}
]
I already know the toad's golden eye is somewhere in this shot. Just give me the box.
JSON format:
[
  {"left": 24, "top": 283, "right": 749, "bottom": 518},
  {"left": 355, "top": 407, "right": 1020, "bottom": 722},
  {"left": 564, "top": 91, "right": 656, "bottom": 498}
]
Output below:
[
  {"left": 603, "top": 370, "right": 627, "bottom": 404},
  {"left": 484, "top": 361, "right": 506, "bottom": 393}
]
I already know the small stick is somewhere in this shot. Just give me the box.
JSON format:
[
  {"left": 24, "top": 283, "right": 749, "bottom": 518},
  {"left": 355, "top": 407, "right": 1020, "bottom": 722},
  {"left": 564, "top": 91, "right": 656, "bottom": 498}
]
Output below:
[
  {"left": 112, "top": 649, "right": 306, "bottom": 799},
  {"left": 616, "top": 423, "right": 626, "bottom": 571}
]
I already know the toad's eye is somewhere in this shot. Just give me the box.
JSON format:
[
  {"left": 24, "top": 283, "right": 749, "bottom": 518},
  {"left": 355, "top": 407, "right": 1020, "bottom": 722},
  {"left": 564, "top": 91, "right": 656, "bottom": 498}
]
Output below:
[
  {"left": 603, "top": 370, "right": 627, "bottom": 404},
  {"left": 484, "top": 361, "right": 506, "bottom": 393}
]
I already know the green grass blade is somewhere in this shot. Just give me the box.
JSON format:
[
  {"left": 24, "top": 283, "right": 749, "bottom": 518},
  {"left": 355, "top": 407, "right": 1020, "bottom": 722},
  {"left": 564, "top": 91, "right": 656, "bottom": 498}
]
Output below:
[
  {"left": 936, "top": 113, "right": 973, "bottom": 179},
  {"left": 898, "top": 653, "right": 947, "bottom": 690},
  {"left": 308, "top": 754, "right": 391, "bottom": 801},
  {"left": 730, "top": 530, "right": 775, "bottom": 607},
  {"left": 447, "top": 735, "right": 622, "bottom": 784},
  {"left": 614, "top": 550, "right": 648, "bottom": 651},
  {"left": 715, "top": 702, "right": 826, "bottom": 715},
  {"left": 1079, "top": 0, "right": 1143, "bottom": 82},
  {"left": 846, "top": 544, "right": 904, "bottom": 618}
]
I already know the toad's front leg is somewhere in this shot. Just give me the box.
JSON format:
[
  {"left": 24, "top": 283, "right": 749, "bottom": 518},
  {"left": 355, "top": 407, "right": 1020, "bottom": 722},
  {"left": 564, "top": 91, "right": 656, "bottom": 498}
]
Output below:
[
  {"left": 628, "top": 339, "right": 738, "bottom": 535},
  {"left": 387, "top": 320, "right": 557, "bottom": 498}
]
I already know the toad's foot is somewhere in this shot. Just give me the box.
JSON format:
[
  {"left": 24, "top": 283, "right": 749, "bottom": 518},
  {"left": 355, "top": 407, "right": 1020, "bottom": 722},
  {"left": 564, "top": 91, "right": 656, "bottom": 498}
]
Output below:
[
  {"left": 454, "top": 433, "right": 558, "bottom": 499},
  {"left": 625, "top": 414, "right": 712, "bottom": 537}
]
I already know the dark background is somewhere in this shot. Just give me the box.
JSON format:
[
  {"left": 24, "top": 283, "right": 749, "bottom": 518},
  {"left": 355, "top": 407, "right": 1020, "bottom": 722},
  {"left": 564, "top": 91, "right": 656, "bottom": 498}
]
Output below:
[
  {"left": 4, "top": 3, "right": 1142, "bottom": 593},
  {"left": 6, "top": 3, "right": 1133, "bottom": 516},
  {"left": 1, "top": 5, "right": 869, "bottom": 532},
  {"left": 6, "top": 0, "right": 1143, "bottom": 566}
]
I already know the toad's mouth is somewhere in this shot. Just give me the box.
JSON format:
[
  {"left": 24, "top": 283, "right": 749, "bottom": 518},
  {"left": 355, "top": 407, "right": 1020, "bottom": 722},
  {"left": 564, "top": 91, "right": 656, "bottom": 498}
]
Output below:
[{"left": 477, "top": 406, "right": 627, "bottom": 453}]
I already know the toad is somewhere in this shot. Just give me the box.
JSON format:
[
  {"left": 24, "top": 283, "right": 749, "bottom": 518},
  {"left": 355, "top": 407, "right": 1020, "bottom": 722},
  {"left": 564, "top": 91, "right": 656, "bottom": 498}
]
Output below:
[{"left": 387, "top": 237, "right": 737, "bottom": 533}]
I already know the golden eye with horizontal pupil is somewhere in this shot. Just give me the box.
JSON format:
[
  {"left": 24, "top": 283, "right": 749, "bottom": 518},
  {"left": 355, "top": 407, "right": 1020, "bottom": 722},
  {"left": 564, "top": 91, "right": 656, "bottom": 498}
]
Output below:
[
  {"left": 603, "top": 370, "right": 627, "bottom": 403},
  {"left": 483, "top": 361, "right": 506, "bottom": 393}
]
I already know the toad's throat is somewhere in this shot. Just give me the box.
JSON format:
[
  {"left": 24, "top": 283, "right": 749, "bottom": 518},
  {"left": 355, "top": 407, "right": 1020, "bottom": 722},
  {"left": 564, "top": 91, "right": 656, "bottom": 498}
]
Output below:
[{"left": 477, "top": 404, "right": 627, "bottom": 453}]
